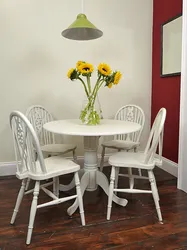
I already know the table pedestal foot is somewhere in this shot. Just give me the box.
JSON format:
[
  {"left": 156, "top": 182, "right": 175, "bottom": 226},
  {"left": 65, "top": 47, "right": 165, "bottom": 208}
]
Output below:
[
  {"left": 67, "top": 172, "right": 89, "bottom": 216},
  {"left": 67, "top": 170, "right": 128, "bottom": 216},
  {"left": 59, "top": 179, "right": 75, "bottom": 192},
  {"left": 60, "top": 169, "right": 85, "bottom": 192},
  {"left": 96, "top": 171, "right": 128, "bottom": 207}
]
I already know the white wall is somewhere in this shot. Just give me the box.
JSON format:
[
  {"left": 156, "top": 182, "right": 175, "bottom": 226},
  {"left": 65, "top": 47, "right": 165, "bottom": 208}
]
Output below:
[
  {"left": 178, "top": 0, "right": 187, "bottom": 191},
  {"left": 0, "top": 0, "right": 153, "bottom": 162}
]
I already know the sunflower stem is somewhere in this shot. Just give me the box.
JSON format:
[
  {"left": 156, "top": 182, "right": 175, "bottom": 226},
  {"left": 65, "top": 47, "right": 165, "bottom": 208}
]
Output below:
[
  {"left": 78, "top": 77, "right": 89, "bottom": 98},
  {"left": 87, "top": 76, "right": 91, "bottom": 94},
  {"left": 91, "top": 79, "right": 105, "bottom": 105},
  {"left": 91, "top": 77, "right": 102, "bottom": 99}
]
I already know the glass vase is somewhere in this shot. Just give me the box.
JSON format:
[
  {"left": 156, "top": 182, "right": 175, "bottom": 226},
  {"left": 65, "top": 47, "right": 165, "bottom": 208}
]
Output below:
[{"left": 80, "top": 94, "right": 103, "bottom": 125}]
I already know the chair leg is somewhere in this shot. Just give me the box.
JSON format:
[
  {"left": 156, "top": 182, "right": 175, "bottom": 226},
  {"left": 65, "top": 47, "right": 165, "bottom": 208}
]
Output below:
[
  {"left": 74, "top": 172, "right": 85, "bottom": 226},
  {"left": 25, "top": 178, "right": 31, "bottom": 191},
  {"left": 107, "top": 166, "right": 115, "bottom": 220},
  {"left": 138, "top": 168, "right": 142, "bottom": 176},
  {"left": 148, "top": 170, "right": 163, "bottom": 223},
  {"left": 134, "top": 147, "right": 142, "bottom": 177},
  {"left": 100, "top": 146, "right": 105, "bottom": 172},
  {"left": 53, "top": 178, "right": 56, "bottom": 195},
  {"left": 26, "top": 181, "right": 40, "bottom": 245},
  {"left": 128, "top": 168, "right": 134, "bottom": 189},
  {"left": 53, "top": 177, "right": 59, "bottom": 198},
  {"left": 72, "top": 149, "right": 78, "bottom": 163},
  {"left": 10, "top": 179, "right": 27, "bottom": 224},
  {"left": 114, "top": 167, "right": 119, "bottom": 195}
]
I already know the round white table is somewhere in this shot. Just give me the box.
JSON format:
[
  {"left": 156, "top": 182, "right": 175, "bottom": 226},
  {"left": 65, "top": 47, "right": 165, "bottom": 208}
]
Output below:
[{"left": 43, "top": 119, "right": 141, "bottom": 216}]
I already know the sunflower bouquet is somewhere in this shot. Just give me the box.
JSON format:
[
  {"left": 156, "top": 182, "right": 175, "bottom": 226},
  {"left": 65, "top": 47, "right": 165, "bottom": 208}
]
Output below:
[{"left": 67, "top": 61, "right": 122, "bottom": 125}]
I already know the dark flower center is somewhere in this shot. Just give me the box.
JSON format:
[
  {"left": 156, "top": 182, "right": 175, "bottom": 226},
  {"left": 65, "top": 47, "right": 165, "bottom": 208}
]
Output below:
[{"left": 83, "top": 67, "right": 90, "bottom": 71}]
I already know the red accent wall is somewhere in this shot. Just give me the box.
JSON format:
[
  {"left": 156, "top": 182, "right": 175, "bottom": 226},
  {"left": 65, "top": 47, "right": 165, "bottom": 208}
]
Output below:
[{"left": 152, "top": 0, "right": 182, "bottom": 163}]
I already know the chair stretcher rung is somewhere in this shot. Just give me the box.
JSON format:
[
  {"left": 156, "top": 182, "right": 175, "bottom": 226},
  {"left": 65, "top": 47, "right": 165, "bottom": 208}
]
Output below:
[
  {"left": 113, "top": 188, "right": 152, "bottom": 194},
  {"left": 37, "top": 194, "right": 77, "bottom": 209},
  {"left": 118, "top": 174, "right": 149, "bottom": 180},
  {"left": 41, "top": 187, "right": 58, "bottom": 200},
  {"left": 24, "top": 181, "right": 53, "bottom": 195}
]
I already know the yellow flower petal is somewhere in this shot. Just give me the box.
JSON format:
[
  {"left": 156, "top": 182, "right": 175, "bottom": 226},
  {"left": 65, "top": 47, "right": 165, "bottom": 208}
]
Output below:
[
  {"left": 114, "top": 71, "right": 122, "bottom": 84},
  {"left": 98, "top": 63, "right": 112, "bottom": 76},
  {"left": 108, "top": 83, "right": 113, "bottom": 88},
  {"left": 67, "top": 68, "right": 75, "bottom": 78},
  {"left": 76, "top": 61, "right": 85, "bottom": 70}
]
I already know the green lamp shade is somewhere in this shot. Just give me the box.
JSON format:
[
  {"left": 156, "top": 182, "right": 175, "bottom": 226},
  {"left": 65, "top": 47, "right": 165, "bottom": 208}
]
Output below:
[{"left": 61, "top": 13, "right": 103, "bottom": 41}]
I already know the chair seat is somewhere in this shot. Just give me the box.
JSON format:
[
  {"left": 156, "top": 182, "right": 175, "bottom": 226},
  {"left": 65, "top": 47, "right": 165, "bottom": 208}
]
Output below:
[
  {"left": 102, "top": 140, "right": 139, "bottom": 150},
  {"left": 41, "top": 143, "right": 76, "bottom": 154},
  {"left": 109, "top": 151, "right": 155, "bottom": 170},
  {"left": 17, "top": 156, "right": 80, "bottom": 181}
]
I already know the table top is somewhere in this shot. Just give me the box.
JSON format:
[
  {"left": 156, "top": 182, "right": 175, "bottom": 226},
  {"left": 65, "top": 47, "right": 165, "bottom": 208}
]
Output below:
[{"left": 43, "top": 119, "right": 141, "bottom": 136}]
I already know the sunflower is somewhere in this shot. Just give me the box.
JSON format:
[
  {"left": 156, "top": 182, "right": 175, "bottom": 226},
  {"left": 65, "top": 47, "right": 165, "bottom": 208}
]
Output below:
[
  {"left": 76, "top": 61, "right": 85, "bottom": 70},
  {"left": 67, "top": 68, "right": 74, "bottom": 78},
  {"left": 107, "top": 82, "right": 113, "bottom": 88},
  {"left": 113, "top": 71, "right": 122, "bottom": 84},
  {"left": 78, "top": 62, "right": 94, "bottom": 75},
  {"left": 98, "top": 63, "right": 112, "bottom": 76},
  {"left": 67, "top": 68, "right": 77, "bottom": 80}
]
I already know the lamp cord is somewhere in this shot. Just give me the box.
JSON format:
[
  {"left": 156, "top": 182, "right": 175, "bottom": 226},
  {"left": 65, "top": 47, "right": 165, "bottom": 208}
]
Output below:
[{"left": 81, "top": 0, "right": 84, "bottom": 13}]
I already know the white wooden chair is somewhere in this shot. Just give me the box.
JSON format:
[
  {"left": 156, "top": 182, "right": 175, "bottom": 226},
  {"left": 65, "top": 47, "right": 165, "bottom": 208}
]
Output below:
[
  {"left": 26, "top": 105, "right": 77, "bottom": 159},
  {"left": 100, "top": 105, "right": 145, "bottom": 187},
  {"left": 25, "top": 105, "right": 77, "bottom": 191},
  {"left": 107, "top": 108, "right": 166, "bottom": 223},
  {"left": 10, "top": 111, "right": 85, "bottom": 245},
  {"left": 100, "top": 105, "right": 145, "bottom": 172}
]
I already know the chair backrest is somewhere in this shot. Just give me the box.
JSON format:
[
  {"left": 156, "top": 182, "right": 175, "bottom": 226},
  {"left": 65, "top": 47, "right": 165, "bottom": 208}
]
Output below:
[
  {"left": 26, "top": 105, "right": 55, "bottom": 146},
  {"left": 10, "top": 111, "right": 47, "bottom": 177},
  {"left": 114, "top": 105, "right": 145, "bottom": 142},
  {"left": 143, "top": 108, "right": 166, "bottom": 165}
]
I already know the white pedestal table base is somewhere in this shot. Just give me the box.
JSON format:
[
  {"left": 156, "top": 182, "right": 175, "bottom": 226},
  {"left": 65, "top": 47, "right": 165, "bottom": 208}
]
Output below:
[{"left": 67, "top": 136, "right": 128, "bottom": 216}]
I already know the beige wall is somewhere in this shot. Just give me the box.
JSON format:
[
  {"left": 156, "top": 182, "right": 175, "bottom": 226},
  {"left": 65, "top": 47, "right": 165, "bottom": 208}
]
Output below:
[{"left": 0, "top": 0, "right": 153, "bottom": 162}]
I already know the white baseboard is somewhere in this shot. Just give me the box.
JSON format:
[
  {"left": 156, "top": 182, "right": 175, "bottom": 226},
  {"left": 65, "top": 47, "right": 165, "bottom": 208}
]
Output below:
[
  {"left": 157, "top": 156, "right": 178, "bottom": 177},
  {"left": 0, "top": 154, "right": 178, "bottom": 177},
  {"left": 0, "top": 162, "right": 17, "bottom": 176}
]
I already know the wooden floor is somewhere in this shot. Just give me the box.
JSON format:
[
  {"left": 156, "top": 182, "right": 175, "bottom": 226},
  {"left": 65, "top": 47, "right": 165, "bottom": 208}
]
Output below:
[{"left": 0, "top": 167, "right": 187, "bottom": 250}]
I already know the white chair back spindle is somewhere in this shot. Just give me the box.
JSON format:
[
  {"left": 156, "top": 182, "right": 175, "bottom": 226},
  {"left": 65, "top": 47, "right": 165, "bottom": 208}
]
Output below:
[
  {"left": 143, "top": 108, "right": 166, "bottom": 165},
  {"left": 10, "top": 111, "right": 47, "bottom": 177},
  {"left": 114, "top": 105, "right": 145, "bottom": 142},
  {"left": 26, "top": 105, "right": 55, "bottom": 146}
]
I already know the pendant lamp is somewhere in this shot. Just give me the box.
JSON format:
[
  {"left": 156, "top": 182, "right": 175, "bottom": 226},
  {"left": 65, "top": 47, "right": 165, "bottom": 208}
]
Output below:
[{"left": 61, "top": 0, "right": 103, "bottom": 41}]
